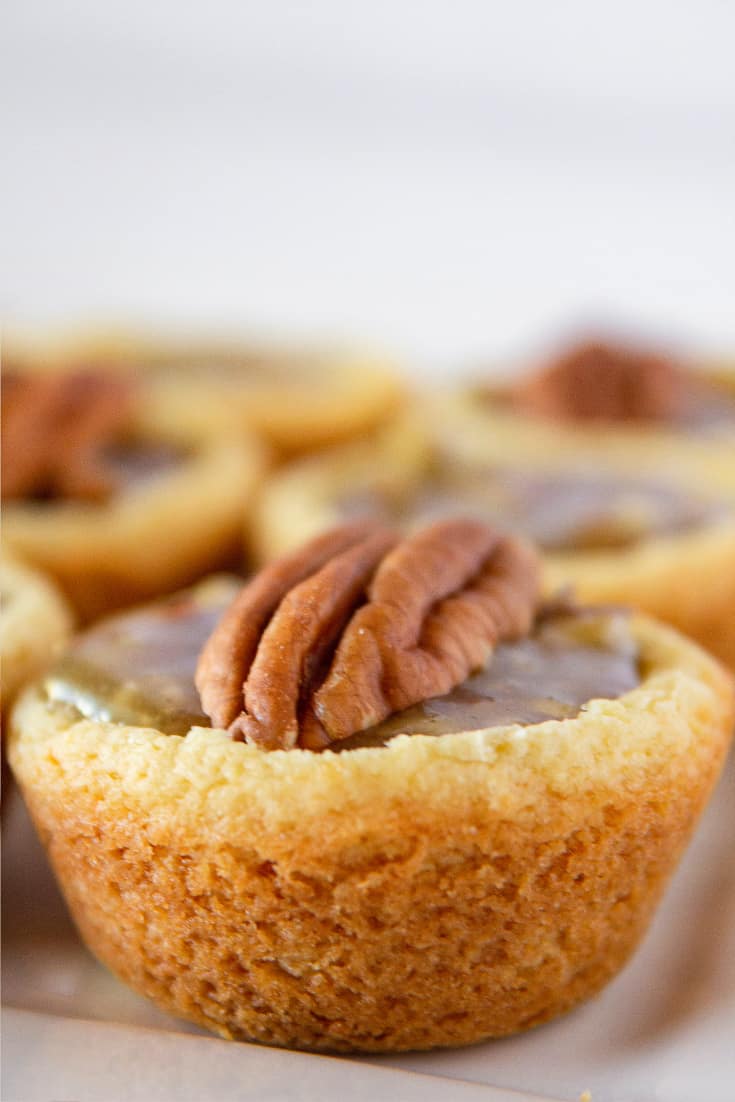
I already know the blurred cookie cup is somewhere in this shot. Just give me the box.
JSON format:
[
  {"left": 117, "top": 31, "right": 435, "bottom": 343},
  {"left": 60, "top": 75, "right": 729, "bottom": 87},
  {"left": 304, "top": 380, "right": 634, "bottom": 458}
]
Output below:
[
  {"left": 8, "top": 521, "right": 734, "bottom": 1052},
  {"left": 466, "top": 336, "right": 735, "bottom": 450},
  {"left": 250, "top": 415, "right": 432, "bottom": 561},
  {"left": 254, "top": 403, "right": 735, "bottom": 669},
  {"left": 430, "top": 342, "right": 735, "bottom": 669},
  {"left": 6, "top": 327, "right": 406, "bottom": 458},
  {"left": 2, "top": 368, "right": 266, "bottom": 622}
]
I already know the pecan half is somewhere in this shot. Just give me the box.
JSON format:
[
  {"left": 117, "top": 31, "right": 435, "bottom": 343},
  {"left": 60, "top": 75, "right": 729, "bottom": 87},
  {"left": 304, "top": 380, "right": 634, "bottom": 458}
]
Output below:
[
  {"left": 196, "top": 519, "right": 540, "bottom": 751},
  {"left": 513, "top": 339, "right": 684, "bottom": 423},
  {"left": 1, "top": 370, "right": 135, "bottom": 502}
]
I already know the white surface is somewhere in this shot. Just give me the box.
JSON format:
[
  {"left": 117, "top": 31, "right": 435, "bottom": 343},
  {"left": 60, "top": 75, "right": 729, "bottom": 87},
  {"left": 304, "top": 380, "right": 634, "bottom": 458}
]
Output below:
[
  {"left": 3, "top": 756, "right": 734, "bottom": 1102},
  {"left": 1, "top": 1010, "right": 551, "bottom": 1102},
  {"left": 3, "top": 1, "right": 735, "bottom": 372}
]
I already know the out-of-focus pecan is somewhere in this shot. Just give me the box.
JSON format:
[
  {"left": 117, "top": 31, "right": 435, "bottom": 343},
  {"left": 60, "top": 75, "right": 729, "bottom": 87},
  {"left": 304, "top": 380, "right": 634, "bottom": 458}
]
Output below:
[
  {"left": 513, "top": 339, "right": 684, "bottom": 423},
  {"left": 1, "top": 370, "right": 135, "bottom": 501},
  {"left": 196, "top": 518, "right": 540, "bottom": 751}
]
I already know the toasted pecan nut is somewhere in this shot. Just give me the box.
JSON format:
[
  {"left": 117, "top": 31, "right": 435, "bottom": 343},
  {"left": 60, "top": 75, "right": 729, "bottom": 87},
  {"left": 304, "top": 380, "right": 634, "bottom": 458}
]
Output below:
[
  {"left": 196, "top": 520, "right": 398, "bottom": 748},
  {"left": 302, "top": 522, "right": 540, "bottom": 747},
  {"left": 514, "top": 340, "right": 684, "bottom": 423},
  {"left": 196, "top": 519, "right": 540, "bottom": 750},
  {"left": 1, "top": 370, "right": 135, "bottom": 501}
]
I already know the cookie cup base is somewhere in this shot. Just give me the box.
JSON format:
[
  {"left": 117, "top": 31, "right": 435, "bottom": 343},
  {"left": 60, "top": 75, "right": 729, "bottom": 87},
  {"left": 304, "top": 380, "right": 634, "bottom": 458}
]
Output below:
[{"left": 8, "top": 615, "right": 734, "bottom": 1052}]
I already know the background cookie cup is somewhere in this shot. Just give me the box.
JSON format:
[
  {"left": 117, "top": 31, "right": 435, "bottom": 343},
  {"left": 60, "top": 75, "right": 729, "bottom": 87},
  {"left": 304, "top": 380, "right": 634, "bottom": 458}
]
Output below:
[
  {"left": 432, "top": 383, "right": 735, "bottom": 465},
  {"left": 253, "top": 420, "right": 735, "bottom": 670},
  {"left": 3, "top": 430, "right": 266, "bottom": 624},
  {"left": 8, "top": 613, "right": 733, "bottom": 1053},
  {"left": 249, "top": 415, "right": 432, "bottom": 561},
  {"left": 456, "top": 338, "right": 735, "bottom": 451},
  {"left": 6, "top": 327, "right": 406, "bottom": 457}
]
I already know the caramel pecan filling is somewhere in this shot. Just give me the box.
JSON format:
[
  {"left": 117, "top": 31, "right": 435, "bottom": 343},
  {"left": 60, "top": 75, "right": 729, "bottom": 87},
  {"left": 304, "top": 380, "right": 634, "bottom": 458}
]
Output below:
[
  {"left": 1, "top": 370, "right": 135, "bottom": 502},
  {"left": 196, "top": 519, "right": 540, "bottom": 750},
  {"left": 512, "top": 339, "right": 685, "bottom": 423}
]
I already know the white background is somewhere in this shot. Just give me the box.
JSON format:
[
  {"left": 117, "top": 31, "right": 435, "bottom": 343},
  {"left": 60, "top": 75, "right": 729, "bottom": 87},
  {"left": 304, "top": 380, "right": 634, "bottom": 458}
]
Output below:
[{"left": 3, "top": 0, "right": 735, "bottom": 371}]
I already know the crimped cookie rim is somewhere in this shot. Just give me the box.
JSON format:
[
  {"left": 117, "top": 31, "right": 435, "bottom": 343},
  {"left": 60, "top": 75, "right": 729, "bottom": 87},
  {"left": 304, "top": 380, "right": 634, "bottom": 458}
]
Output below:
[{"left": 9, "top": 613, "right": 733, "bottom": 834}]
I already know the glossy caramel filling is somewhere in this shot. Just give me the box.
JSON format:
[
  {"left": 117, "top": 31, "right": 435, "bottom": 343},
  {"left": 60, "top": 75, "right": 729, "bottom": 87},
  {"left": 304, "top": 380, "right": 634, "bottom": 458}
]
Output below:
[
  {"left": 338, "top": 468, "right": 729, "bottom": 552},
  {"left": 44, "top": 582, "right": 640, "bottom": 748}
]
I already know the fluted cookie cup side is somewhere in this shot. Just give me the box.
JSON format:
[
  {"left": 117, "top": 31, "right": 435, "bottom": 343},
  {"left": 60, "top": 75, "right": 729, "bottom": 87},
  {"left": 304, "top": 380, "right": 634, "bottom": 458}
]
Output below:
[{"left": 8, "top": 613, "right": 734, "bottom": 1052}]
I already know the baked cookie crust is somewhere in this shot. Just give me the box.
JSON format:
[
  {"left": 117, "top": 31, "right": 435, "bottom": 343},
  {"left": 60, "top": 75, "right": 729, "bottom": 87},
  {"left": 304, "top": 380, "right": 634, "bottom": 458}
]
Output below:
[{"left": 9, "top": 614, "right": 734, "bottom": 1052}]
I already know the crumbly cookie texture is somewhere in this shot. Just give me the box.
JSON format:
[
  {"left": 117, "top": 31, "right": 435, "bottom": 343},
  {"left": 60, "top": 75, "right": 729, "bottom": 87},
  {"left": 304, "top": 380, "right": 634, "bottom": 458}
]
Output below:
[
  {"left": 9, "top": 614, "right": 734, "bottom": 1052},
  {"left": 1, "top": 555, "right": 72, "bottom": 710}
]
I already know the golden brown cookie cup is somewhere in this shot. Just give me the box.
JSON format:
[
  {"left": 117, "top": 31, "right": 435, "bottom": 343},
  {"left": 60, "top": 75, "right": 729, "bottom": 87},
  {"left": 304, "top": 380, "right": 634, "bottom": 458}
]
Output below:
[
  {"left": 3, "top": 431, "right": 265, "bottom": 623},
  {"left": 9, "top": 614, "right": 734, "bottom": 1053},
  {"left": 6, "top": 328, "right": 406, "bottom": 457},
  {"left": 253, "top": 415, "right": 735, "bottom": 670}
]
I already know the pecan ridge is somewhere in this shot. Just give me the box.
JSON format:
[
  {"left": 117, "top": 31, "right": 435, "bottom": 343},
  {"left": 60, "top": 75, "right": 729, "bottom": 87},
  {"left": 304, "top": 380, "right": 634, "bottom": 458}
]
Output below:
[
  {"left": 513, "top": 339, "right": 684, "bottom": 423},
  {"left": 196, "top": 518, "right": 540, "bottom": 751},
  {"left": 196, "top": 520, "right": 398, "bottom": 749}
]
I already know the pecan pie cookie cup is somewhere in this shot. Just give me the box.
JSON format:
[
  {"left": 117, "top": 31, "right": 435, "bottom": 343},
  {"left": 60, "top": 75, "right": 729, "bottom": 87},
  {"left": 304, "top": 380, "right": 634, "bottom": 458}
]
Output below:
[
  {"left": 2, "top": 370, "right": 266, "bottom": 622},
  {"left": 9, "top": 521, "right": 734, "bottom": 1053},
  {"left": 254, "top": 407, "right": 735, "bottom": 669},
  {"left": 6, "top": 327, "right": 406, "bottom": 456},
  {"left": 436, "top": 340, "right": 735, "bottom": 670}
]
